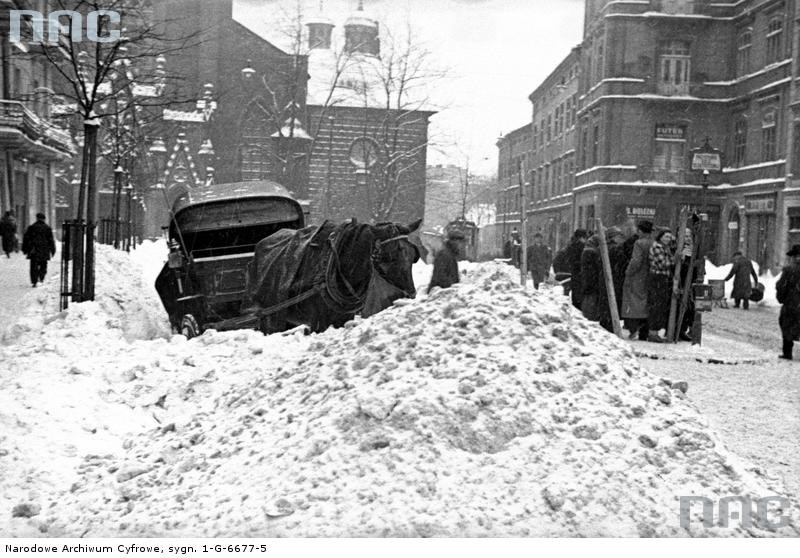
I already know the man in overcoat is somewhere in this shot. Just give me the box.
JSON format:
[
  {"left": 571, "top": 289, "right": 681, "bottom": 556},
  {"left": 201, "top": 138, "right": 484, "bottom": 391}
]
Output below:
[
  {"left": 724, "top": 251, "right": 759, "bottom": 309},
  {"left": 621, "top": 220, "right": 654, "bottom": 340},
  {"left": 526, "top": 232, "right": 552, "bottom": 289},
  {"left": 22, "top": 212, "right": 56, "bottom": 287},
  {"left": 427, "top": 230, "right": 465, "bottom": 294},
  {"left": 776, "top": 244, "right": 800, "bottom": 360}
]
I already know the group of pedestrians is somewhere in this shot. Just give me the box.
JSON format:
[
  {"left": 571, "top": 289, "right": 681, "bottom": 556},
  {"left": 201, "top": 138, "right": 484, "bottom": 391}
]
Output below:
[
  {"left": 0, "top": 210, "right": 56, "bottom": 287},
  {"left": 551, "top": 220, "right": 702, "bottom": 341}
]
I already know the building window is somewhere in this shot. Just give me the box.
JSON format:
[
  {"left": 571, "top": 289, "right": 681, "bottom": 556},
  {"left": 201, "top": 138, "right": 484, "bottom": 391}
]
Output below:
[
  {"left": 546, "top": 114, "right": 552, "bottom": 142},
  {"left": 592, "top": 124, "right": 600, "bottom": 166},
  {"left": 662, "top": 0, "right": 695, "bottom": 14},
  {"left": 658, "top": 40, "right": 691, "bottom": 95},
  {"left": 349, "top": 137, "right": 379, "bottom": 172},
  {"left": 766, "top": 16, "right": 784, "bottom": 65},
  {"left": 581, "top": 125, "right": 589, "bottom": 169},
  {"left": 594, "top": 39, "right": 604, "bottom": 84},
  {"left": 793, "top": 123, "right": 800, "bottom": 177},
  {"left": 736, "top": 29, "right": 751, "bottom": 77},
  {"left": 733, "top": 116, "right": 747, "bottom": 167},
  {"left": 240, "top": 103, "right": 274, "bottom": 181},
  {"left": 761, "top": 108, "right": 777, "bottom": 161},
  {"left": 653, "top": 124, "right": 687, "bottom": 173}
]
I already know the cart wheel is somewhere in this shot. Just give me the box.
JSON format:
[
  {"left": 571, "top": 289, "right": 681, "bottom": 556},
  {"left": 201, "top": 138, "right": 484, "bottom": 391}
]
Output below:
[{"left": 180, "top": 314, "right": 201, "bottom": 339}]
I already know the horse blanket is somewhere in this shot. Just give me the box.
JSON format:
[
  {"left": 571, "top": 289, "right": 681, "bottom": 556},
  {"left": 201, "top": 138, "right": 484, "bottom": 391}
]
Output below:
[{"left": 242, "top": 222, "right": 334, "bottom": 321}]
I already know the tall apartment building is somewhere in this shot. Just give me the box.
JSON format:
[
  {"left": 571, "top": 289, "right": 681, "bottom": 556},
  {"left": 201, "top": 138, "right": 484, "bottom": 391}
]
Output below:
[
  {"left": 499, "top": 0, "right": 800, "bottom": 270},
  {"left": 527, "top": 46, "right": 581, "bottom": 251},
  {"left": 575, "top": 0, "right": 799, "bottom": 269},
  {"left": 0, "top": 0, "right": 74, "bottom": 230},
  {"left": 496, "top": 122, "right": 532, "bottom": 246}
]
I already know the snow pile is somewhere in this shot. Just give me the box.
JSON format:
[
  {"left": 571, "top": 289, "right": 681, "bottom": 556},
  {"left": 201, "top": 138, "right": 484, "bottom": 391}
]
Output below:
[{"left": 38, "top": 262, "right": 797, "bottom": 537}]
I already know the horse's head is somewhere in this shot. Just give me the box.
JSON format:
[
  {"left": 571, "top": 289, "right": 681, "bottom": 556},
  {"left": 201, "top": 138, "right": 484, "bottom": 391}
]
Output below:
[{"left": 371, "top": 218, "right": 422, "bottom": 298}]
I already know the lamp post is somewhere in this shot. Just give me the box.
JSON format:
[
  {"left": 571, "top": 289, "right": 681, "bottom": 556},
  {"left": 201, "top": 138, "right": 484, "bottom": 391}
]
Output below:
[
  {"left": 125, "top": 180, "right": 133, "bottom": 252},
  {"left": 112, "top": 165, "right": 124, "bottom": 249}
]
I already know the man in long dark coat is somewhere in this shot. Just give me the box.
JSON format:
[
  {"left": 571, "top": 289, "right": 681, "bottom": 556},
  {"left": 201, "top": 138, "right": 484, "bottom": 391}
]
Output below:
[
  {"left": 621, "top": 220, "right": 654, "bottom": 340},
  {"left": 565, "top": 229, "right": 588, "bottom": 310},
  {"left": 526, "top": 232, "right": 552, "bottom": 289},
  {"left": 427, "top": 230, "right": 465, "bottom": 294},
  {"left": 22, "top": 212, "right": 56, "bottom": 287},
  {"left": 776, "top": 244, "right": 800, "bottom": 360},
  {"left": 724, "top": 251, "right": 759, "bottom": 309},
  {"left": 0, "top": 211, "right": 16, "bottom": 258}
]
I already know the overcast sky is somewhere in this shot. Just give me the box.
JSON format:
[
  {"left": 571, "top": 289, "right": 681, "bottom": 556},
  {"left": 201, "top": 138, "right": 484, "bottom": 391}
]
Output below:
[{"left": 235, "top": 0, "right": 585, "bottom": 175}]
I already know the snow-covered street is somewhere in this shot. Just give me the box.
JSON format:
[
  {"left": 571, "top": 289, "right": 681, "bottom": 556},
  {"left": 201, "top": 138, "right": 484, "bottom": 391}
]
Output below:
[{"left": 0, "top": 244, "right": 798, "bottom": 537}]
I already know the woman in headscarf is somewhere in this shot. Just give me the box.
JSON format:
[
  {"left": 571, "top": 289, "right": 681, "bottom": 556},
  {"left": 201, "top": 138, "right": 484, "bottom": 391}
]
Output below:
[{"left": 646, "top": 229, "right": 676, "bottom": 342}]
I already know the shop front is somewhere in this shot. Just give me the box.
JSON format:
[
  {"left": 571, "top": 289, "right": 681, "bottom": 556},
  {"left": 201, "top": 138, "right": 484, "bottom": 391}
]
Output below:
[{"left": 744, "top": 193, "right": 777, "bottom": 270}]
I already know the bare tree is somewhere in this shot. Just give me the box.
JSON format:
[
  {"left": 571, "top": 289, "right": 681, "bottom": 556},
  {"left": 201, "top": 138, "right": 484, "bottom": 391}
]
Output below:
[
  {"left": 355, "top": 23, "right": 447, "bottom": 222},
  {"left": 18, "top": 0, "right": 201, "bottom": 300}
]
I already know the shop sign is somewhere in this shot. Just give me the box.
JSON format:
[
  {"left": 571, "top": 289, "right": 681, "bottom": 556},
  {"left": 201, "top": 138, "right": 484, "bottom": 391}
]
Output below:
[
  {"left": 624, "top": 205, "right": 657, "bottom": 219},
  {"left": 745, "top": 196, "right": 775, "bottom": 214},
  {"left": 655, "top": 125, "right": 686, "bottom": 140}
]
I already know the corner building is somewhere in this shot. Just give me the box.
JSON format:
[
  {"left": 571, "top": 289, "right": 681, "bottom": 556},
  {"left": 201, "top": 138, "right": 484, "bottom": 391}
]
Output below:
[{"left": 574, "top": 0, "right": 800, "bottom": 270}]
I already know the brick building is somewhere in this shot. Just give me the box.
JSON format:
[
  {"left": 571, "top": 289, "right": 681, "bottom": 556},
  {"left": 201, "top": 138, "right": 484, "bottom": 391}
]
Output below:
[
  {"left": 498, "top": 0, "right": 800, "bottom": 271},
  {"left": 0, "top": 0, "right": 74, "bottom": 231},
  {"left": 496, "top": 122, "right": 532, "bottom": 247}
]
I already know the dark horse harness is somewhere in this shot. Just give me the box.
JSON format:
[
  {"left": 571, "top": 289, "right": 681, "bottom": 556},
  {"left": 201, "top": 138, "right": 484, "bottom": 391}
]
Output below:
[{"left": 251, "top": 225, "right": 413, "bottom": 320}]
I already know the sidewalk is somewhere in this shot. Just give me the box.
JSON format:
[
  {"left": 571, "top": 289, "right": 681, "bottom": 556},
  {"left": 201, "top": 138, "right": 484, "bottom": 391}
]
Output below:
[{"left": 0, "top": 252, "right": 40, "bottom": 327}]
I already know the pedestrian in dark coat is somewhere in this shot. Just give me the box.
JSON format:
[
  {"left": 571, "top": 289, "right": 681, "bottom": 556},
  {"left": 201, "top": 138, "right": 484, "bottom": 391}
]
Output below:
[
  {"left": 427, "top": 230, "right": 464, "bottom": 294},
  {"left": 22, "top": 212, "right": 56, "bottom": 287},
  {"left": 622, "top": 220, "right": 654, "bottom": 340},
  {"left": 724, "top": 251, "right": 759, "bottom": 309},
  {"left": 565, "top": 229, "right": 588, "bottom": 310},
  {"left": 526, "top": 233, "right": 552, "bottom": 289},
  {"left": 647, "top": 229, "right": 676, "bottom": 341},
  {"left": 776, "top": 244, "right": 800, "bottom": 360},
  {"left": 580, "top": 235, "right": 602, "bottom": 322},
  {"left": 0, "top": 211, "right": 16, "bottom": 258}
]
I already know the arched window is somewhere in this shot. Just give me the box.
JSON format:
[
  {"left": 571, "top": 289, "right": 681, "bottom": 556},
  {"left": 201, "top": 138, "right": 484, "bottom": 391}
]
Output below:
[{"left": 239, "top": 103, "right": 274, "bottom": 181}]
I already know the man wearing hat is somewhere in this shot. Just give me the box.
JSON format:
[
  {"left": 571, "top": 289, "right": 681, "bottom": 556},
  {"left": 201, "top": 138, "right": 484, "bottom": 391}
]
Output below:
[
  {"left": 526, "top": 232, "right": 552, "bottom": 289},
  {"left": 776, "top": 244, "right": 800, "bottom": 359},
  {"left": 428, "top": 229, "right": 465, "bottom": 294},
  {"left": 621, "top": 220, "right": 654, "bottom": 340},
  {"left": 22, "top": 212, "right": 56, "bottom": 287}
]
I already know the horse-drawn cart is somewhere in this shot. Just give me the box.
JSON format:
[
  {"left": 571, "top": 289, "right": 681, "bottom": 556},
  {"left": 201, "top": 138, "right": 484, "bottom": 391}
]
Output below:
[{"left": 155, "top": 180, "right": 305, "bottom": 338}]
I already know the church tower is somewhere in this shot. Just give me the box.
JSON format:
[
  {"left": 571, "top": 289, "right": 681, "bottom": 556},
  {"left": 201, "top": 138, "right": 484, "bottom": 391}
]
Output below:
[
  {"left": 344, "top": 0, "right": 379, "bottom": 56},
  {"left": 306, "top": 1, "right": 335, "bottom": 50}
]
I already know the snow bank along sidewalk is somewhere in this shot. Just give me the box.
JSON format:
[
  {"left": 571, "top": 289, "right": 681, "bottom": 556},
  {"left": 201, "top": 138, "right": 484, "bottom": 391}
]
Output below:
[{"left": 1, "top": 248, "right": 797, "bottom": 537}]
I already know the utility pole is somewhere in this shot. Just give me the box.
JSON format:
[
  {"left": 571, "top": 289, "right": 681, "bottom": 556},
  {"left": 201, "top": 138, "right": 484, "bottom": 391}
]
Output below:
[{"left": 518, "top": 159, "right": 528, "bottom": 287}]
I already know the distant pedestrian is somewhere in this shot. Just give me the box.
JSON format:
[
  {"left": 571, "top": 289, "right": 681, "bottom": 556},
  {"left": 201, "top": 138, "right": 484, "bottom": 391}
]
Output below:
[
  {"left": 22, "top": 212, "right": 56, "bottom": 287},
  {"left": 526, "top": 232, "right": 552, "bottom": 289},
  {"left": 0, "top": 211, "right": 16, "bottom": 258},
  {"left": 776, "top": 244, "right": 800, "bottom": 360},
  {"left": 724, "top": 251, "right": 759, "bottom": 309},
  {"left": 427, "top": 229, "right": 465, "bottom": 294},
  {"left": 621, "top": 220, "right": 654, "bottom": 340},
  {"left": 646, "top": 229, "right": 676, "bottom": 342},
  {"left": 509, "top": 228, "right": 522, "bottom": 267}
]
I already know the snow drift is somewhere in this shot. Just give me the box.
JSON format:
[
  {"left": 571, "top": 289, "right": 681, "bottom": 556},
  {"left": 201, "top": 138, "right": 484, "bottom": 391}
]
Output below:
[{"left": 2, "top": 250, "right": 792, "bottom": 537}]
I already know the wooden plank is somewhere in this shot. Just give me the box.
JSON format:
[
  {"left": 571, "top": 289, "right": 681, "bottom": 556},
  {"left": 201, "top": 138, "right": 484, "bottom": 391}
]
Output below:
[
  {"left": 676, "top": 216, "right": 702, "bottom": 340},
  {"left": 666, "top": 207, "right": 689, "bottom": 342},
  {"left": 597, "top": 219, "right": 622, "bottom": 338}
]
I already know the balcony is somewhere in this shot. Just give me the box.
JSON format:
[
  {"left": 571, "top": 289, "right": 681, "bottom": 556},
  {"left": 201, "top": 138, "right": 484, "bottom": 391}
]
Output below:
[{"left": 0, "top": 100, "right": 74, "bottom": 159}]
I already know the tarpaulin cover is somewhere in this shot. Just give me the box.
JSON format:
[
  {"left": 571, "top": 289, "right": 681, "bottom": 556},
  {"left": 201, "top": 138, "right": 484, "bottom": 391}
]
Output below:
[{"left": 242, "top": 222, "right": 334, "bottom": 320}]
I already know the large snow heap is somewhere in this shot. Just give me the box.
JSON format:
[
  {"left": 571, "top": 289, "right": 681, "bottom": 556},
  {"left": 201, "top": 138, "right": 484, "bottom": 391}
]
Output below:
[{"left": 1, "top": 247, "right": 792, "bottom": 537}]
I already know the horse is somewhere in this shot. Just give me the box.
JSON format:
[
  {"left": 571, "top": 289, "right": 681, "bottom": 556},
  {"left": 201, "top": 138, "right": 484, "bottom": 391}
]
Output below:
[{"left": 244, "top": 218, "right": 421, "bottom": 334}]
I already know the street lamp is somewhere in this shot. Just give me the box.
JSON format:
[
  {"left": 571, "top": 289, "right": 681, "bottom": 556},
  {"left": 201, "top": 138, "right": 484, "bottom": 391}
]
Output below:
[
  {"left": 113, "top": 165, "right": 124, "bottom": 249},
  {"left": 241, "top": 60, "right": 256, "bottom": 81}
]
